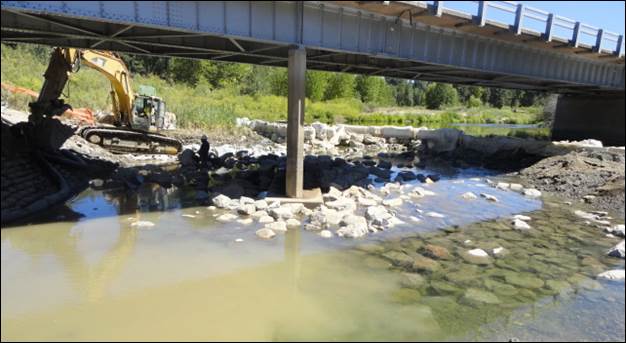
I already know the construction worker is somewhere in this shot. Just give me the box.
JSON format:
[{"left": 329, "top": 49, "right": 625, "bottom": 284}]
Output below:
[{"left": 198, "top": 134, "right": 211, "bottom": 168}]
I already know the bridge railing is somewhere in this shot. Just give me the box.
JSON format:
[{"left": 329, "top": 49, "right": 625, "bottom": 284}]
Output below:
[{"left": 426, "top": 1, "right": 624, "bottom": 57}]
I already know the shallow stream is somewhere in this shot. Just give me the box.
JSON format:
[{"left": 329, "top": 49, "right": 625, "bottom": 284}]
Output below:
[{"left": 2, "top": 166, "right": 624, "bottom": 341}]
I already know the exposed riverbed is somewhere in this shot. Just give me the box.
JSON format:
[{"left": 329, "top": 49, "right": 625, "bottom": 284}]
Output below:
[{"left": 2, "top": 167, "right": 624, "bottom": 341}]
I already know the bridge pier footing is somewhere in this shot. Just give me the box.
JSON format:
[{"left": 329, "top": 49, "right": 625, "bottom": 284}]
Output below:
[
  {"left": 286, "top": 46, "right": 306, "bottom": 198},
  {"left": 552, "top": 94, "right": 625, "bottom": 146}
]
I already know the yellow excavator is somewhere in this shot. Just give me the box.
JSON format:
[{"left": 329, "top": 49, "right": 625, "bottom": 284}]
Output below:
[{"left": 29, "top": 47, "right": 182, "bottom": 155}]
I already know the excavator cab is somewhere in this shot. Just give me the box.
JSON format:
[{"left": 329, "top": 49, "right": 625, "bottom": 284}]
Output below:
[{"left": 131, "top": 85, "right": 166, "bottom": 132}]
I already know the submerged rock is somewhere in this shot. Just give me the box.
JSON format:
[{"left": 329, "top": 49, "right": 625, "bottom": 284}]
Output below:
[
  {"left": 319, "top": 230, "right": 333, "bottom": 238},
  {"left": 265, "top": 221, "right": 287, "bottom": 232},
  {"left": 461, "top": 192, "right": 478, "bottom": 200},
  {"left": 130, "top": 220, "right": 155, "bottom": 228},
  {"left": 512, "top": 219, "right": 531, "bottom": 230},
  {"left": 480, "top": 193, "right": 499, "bottom": 202},
  {"left": 216, "top": 213, "right": 238, "bottom": 222},
  {"left": 256, "top": 228, "right": 276, "bottom": 239},
  {"left": 607, "top": 240, "right": 625, "bottom": 258},
  {"left": 504, "top": 273, "right": 545, "bottom": 289},
  {"left": 597, "top": 269, "right": 625, "bottom": 281},
  {"left": 523, "top": 188, "right": 542, "bottom": 198},
  {"left": 422, "top": 244, "right": 452, "bottom": 260},
  {"left": 460, "top": 288, "right": 501, "bottom": 307}
]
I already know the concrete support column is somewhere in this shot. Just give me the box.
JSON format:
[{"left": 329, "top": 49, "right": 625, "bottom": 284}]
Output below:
[
  {"left": 286, "top": 46, "right": 306, "bottom": 198},
  {"left": 551, "top": 94, "right": 625, "bottom": 146}
]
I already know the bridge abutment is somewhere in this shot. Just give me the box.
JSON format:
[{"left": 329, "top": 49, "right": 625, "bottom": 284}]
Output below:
[{"left": 552, "top": 94, "right": 625, "bottom": 146}]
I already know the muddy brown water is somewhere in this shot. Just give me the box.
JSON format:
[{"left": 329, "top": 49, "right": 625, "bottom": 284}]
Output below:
[{"left": 1, "top": 167, "right": 624, "bottom": 341}]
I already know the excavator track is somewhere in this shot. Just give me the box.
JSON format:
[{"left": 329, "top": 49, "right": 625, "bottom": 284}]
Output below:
[{"left": 79, "top": 126, "right": 182, "bottom": 155}]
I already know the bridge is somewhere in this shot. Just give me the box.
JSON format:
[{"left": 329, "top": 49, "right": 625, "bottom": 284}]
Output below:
[{"left": 2, "top": 0, "right": 625, "bottom": 197}]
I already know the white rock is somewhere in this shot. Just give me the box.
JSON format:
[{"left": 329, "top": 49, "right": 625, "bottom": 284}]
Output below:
[
  {"left": 236, "top": 218, "right": 254, "bottom": 225},
  {"left": 326, "top": 197, "right": 357, "bottom": 212},
  {"left": 304, "top": 223, "right": 322, "bottom": 231},
  {"left": 607, "top": 240, "right": 625, "bottom": 258},
  {"left": 217, "top": 213, "right": 238, "bottom": 222},
  {"left": 237, "top": 204, "right": 256, "bottom": 216},
  {"left": 239, "top": 196, "right": 255, "bottom": 205},
  {"left": 256, "top": 228, "right": 276, "bottom": 239},
  {"left": 513, "top": 214, "right": 532, "bottom": 221},
  {"left": 382, "top": 197, "right": 403, "bottom": 207},
  {"left": 269, "top": 206, "right": 294, "bottom": 220},
  {"left": 605, "top": 224, "right": 625, "bottom": 238},
  {"left": 265, "top": 221, "right": 287, "bottom": 232},
  {"left": 365, "top": 205, "right": 392, "bottom": 221},
  {"left": 130, "top": 220, "right": 155, "bottom": 228},
  {"left": 337, "top": 225, "right": 368, "bottom": 238},
  {"left": 468, "top": 249, "right": 489, "bottom": 257},
  {"left": 358, "top": 197, "right": 378, "bottom": 206},
  {"left": 512, "top": 219, "right": 531, "bottom": 230},
  {"left": 319, "top": 230, "right": 333, "bottom": 238},
  {"left": 493, "top": 247, "right": 505, "bottom": 255},
  {"left": 480, "top": 193, "right": 499, "bottom": 202},
  {"left": 234, "top": 238, "right": 244, "bottom": 243},
  {"left": 258, "top": 215, "right": 275, "bottom": 223},
  {"left": 496, "top": 182, "right": 510, "bottom": 190},
  {"left": 509, "top": 183, "right": 524, "bottom": 191},
  {"left": 206, "top": 206, "right": 216, "bottom": 210},
  {"left": 251, "top": 210, "right": 268, "bottom": 218},
  {"left": 523, "top": 188, "right": 542, "bottom": 198},
  {"left": 286, "top": 218, "right": 301, "bottom": 227},
  {"left": 254, "top": 200, "right": 268, "bottom": 210},
  {"left": 181, "top": 214, "right": 196, "bottom": 218},
  {"left": 413, "top": 186, "right": 436, "bottom": 196},
  {"left": 409, "top": 216, "right": 421, "bottom": 222},
  {"left": 212, "top": 194, "right": 232, "bottom": 208},
  {"left": 597, "top": 269, "right": 625, "bottom": 281},
  {"left": 426, "top": 211, "right": 445, "bottom": 218},
  {"left": 461, "top": 192, "right": 477, "bottom": 200}
]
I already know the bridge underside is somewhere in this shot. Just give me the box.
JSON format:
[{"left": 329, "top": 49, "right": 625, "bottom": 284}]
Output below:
[{"left": 1, "top": 3, "right": 623, "bottom": 95}]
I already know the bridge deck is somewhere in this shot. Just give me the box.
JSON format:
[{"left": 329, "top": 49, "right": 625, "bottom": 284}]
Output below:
[{"left": 1, "top": 1, "right": 624, "bottom": 94}]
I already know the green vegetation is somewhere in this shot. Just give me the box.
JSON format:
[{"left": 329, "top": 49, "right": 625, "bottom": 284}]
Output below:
[{"left": 1, "top": 43, "right": 549, "bottom": 131}]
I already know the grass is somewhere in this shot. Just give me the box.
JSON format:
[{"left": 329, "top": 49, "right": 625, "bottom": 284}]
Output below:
[{"left": 2, "top": 43, "right": 544, "bottom": 131}]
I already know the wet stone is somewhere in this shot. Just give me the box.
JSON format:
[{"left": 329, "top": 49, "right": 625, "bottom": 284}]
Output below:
[
  {"left": 411, "top": 255, "right": 441, "bottom": 273},
  {"left": 399, "top": 272, "right": 426, "bottom": 289},
  {"left": 460, "top": 288, "right": 501, "bottom": 307},
  {"left": 430, "top": 280, "right": 463, "bottom": 296},
  {"left": 504, "top": 273, "right": 545, "bottom": 289},
  {"left": 390, "top": 288, "right": 422, "bottom": 304},
  {"left": 422, "top": 244, "right": 452, "bottom": 260}
]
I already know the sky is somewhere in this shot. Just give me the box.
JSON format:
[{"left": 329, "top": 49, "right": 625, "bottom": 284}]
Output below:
[{"left": 441, "top": 1, "right": 624, "bottom": 51}]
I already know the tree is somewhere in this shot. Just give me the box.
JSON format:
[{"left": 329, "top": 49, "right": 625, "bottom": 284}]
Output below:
[
  {"left": 424, "top": 83, "right": 458, "bottom": 109},
  {"left": 306, "top": 70, "right": 331, "bottom": 101},
  {"left": 199, "top": 61, "right": 252, "bottom": 89},
  {"left": 412, "top": 81, "right": 428, "bottom": 106},
  {"left": 394, "top": 81, "right": 414, "bottom": 106},
  {"left": 167, "top": 57, "right": 203, "bottom": 86},
  {"left": 268, "top": 68, "right": 288, "bottom": 96},
  {"left": 324, "top": 73, "right": 356, "bottom": 100},
  {"left": 355, "top": 75, "right": 394, "bottom": 105},
  {"left": 487, "top": 88, "right": 514, "bottom": 108}
]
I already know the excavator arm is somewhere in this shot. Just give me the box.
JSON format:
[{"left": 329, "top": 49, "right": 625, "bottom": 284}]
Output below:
[{"left": 30, "top": 47, "right": 134, "bottom": 127}]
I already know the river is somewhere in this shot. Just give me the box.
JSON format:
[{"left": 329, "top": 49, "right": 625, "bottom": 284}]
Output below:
[{"left": 1, "top": 165, "right": 624, "bottom": 341}]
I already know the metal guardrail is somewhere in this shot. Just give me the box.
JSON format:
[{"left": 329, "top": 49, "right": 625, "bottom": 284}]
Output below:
[{"left": 425, "top": 1, "right": 624, "bottom": 57}]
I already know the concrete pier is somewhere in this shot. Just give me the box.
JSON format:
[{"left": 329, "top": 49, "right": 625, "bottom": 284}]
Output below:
[
  {"left": 286, "top": 46, "right": 306, "bottom": 198},
  {"left": 552, "top": 94, "right": 625, "bottom": 146}
]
